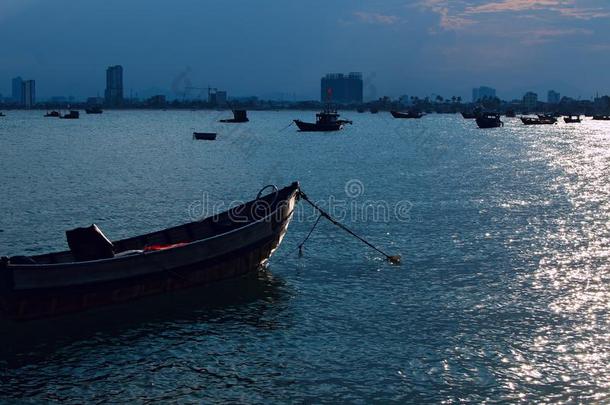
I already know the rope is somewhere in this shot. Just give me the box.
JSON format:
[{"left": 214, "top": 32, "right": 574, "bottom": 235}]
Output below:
[
  {"left": 297, "top": 214, "right": 322, "bottom": 257},
  {"left": 278, "top": 121, "right": 294, "bottom": 133},
  {"left": 298, "top": 191, "right": 401, "bottom": 265}
]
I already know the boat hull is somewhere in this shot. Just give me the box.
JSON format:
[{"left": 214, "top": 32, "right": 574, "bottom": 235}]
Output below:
[
  {"left": 0, "top": 184, "right": 299, "bottom": 321},
  {"left": 193, "top": 132, "right": 217, "bottom": 140},
  {"left": 294, "top": 120, "right": 343, "bottom": 132},
  {"left": 390, "top": 111, "right": 424, "bottom": 119},
  {"left": 476, "top": 116, "right": 503, "bottom": 128}
]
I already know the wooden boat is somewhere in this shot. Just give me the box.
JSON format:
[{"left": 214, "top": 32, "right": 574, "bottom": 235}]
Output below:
[
  {"left": 563, "top": 115, "right": 581, "bottom": 123},
  {"left": 294, "top": 108, "right": 352, "bottom": 132},
  {"left": 60, "top": 110, "right": 80, "bottom": 120},
  {"left": 85, "top": 106, "right": 103, "bottom": 114},
  {"left": 220, "top": 110, "right": 249, "bottom": 123},
  {"left": 390, "top": 110, "right": 425, "bottom": 119},
  {"left": 193, "top": 132, "right": 217, "bottom": 141},
  {"left": 44, "top": 111, "right": 60, "bottom": 118},
  {"left": 475, "top": 113, "right": 503, "bottom": 128},
  {"left": 521, "top": 116, "right": 556, "bottom": 125},
  {"left": 0, "top": 183, "right": 300, "bottom": 321},
  {"left": 592, "top": 115, "right": 610, "bottom": 121}
]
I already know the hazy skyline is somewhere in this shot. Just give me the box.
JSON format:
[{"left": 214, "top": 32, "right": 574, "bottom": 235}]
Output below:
[{"left": 1, "top": 0, "right": 609, "bottom": 101}]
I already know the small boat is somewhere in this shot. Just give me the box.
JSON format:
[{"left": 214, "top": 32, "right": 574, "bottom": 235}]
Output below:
[
  {"left": 294, "top": 108, "right": 352, "bottom": 132},
  {"left": 357, "top": 107, "right": 365, "bottom": 113},
  {"left": 390, "top": 110, "right": 425, "bottom": 119},
  {"left": 461, "top": 111, "right": 478, "bottom": 119},
  {"left": 193, "top": 132, "right": 217, "bottom": 141},
  {"left": 521, "top": 116, "right": 556, "bottom": 125},
  {"left": 0, "top": 183, "right": 299, "bottom": 320},
  {"left": 563, "top": 115, "right": 581, "bottom": 123},
  {"left": 60, "top": 110, "right": 80, "bottom": 119},
  {"left": 370, "top": 108, "right": 379, "bottom": 114},
  {"left": 220, "top": 110, "right": 249, "bottom": 123},
  {"left": 44, "top": 111, "right": 60, "bottom": 118},
  {"left": 0, "top": 112, "right": 5, "bottom": 117},
  {"left": 592, "top": 115, "right": 610, "bottom": 121},
  {"left": 85, "top": 106, "right": 103, "bottom": 114},
  {"left": 476, "top": 113, "right": 503, "bottom": 128},
  {"left": 505, "top": 110, "right": 516, "bottom": 118}
]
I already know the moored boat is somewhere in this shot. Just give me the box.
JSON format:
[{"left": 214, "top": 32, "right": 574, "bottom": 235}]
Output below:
[
  {"left": 390, "top": 110, "right": 425, "bottom": 119},
  {"left": 521, "top": 116, "right": 556, "bottom": 125},
  {"left": 294, "top": 108, "right": 352, "bottom": 132},
  {"left": 563, "top": 115, "right": 581, "bottom": 123},
  {"left": 220, "top": 110, "right": 249, "bottom": 123},
  {"left": 592, "top": 115, "right": 610, "bottom": 121},
  {"left": 44, "top": 111, "right": 60, "bottom": 118},
  {"left": 193, "top": 132, "right": 217, "bottom": 140},
  {"left": 461, "top": 111, "right": 478, "bottom": 119},
  {"left": 0, "top": 183, "right": 300, "bottom": 320},
  {"left": 370, "top": 108, "right": 379, "bottom": 114},
  {"left": 475, "top": 113, "right": 503, "bottom": 128},
  {"left": 85, "top": 106, "right": 103, "bottom": 114},
  {"left": 0, "top": 112, "right": 5, "bottom": 117},
  {"left": 60, "top": 110, "right": 80, "bottom": 119}
]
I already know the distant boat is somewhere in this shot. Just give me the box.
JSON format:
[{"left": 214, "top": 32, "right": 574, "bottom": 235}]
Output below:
[
  {"left": 220, "top": 110, "right": 249, "bottom": 123},
  {"left": 85, "top": 106, "right": 103, "bottom": 114},
  {"left": 60, "top": 110, "right": 80, "bottom": 120},
  {"left": 521, "top": 116, "right": 556, "bottom": 125},
  {"left": 592, "top": 115, "right": 610, "bottom": 121},
  {"left": 505, "top": 110, "right": 516, "bottom": 118},
  {"left": 193, "top": 132, "right": 217, "bottom": 141},
  {"left": 370, "top": 108, "right": 379, "bottom": 114},
  {"left": 44, "top": 111, "right": 60, "bottom": 118},
  {"left": 390, "top": 110, "right": 425, "bottom": 119},
  {"left": 461, "top": 111, "right": 478, "bottom": 119},
  {"left": 0, "top": 112, "right": 5, "bottom": 117},
  {"left": 476, "top": 113, "right": 503, "bottom": 128},
  {"left": 563, "top": 115, "right": 581, "bottom": 123},
  {"left": 357, "top": 107, "right": 365, "bottom": 113},
  {"left": 294, "top": 108, "right": 352, "bottom": 132}
]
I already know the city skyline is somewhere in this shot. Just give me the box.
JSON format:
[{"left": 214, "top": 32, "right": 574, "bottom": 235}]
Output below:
[{"left": 1, "top": 0, "right": 609, "bottom": 100}]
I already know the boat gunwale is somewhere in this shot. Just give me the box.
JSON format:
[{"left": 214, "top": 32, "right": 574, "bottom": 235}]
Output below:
[{"left": 7, "top": 184, "right": 299, "bottom": 270}]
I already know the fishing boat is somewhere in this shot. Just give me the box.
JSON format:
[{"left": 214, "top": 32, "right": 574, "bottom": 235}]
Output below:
[
  {"left": 60, "top": 110, "right": 80, "bottom": 120},
  {"left": 563, "top": 115, "right": 581, "bottom": 123},
  {"left": 85, "top": 106, "right": 103, "bottom": 114},
  {"left": 592, "top": 115, "right": 610, "bottom": 121},
  {"left": 193, "top": 132, "right": 217, "bottom": 141},
  {"left": 294, "top": 108, "right": 352, "bottom": 132},
  {"left": 44, "top": 111, "right": 60, "bottom": 118},
  {"left": 521, "top": 116, "right": 556, "bottom": 125},
  {"left": 0, "top": 183, "right": 299, "bottom": 321},
  {"left": 390, "top": 110, "right": 425, "bottom": 119},
  {"left": 220, "top": 110, "right": 249, "bottom": 123},
  {"left": 475, "top": 113, "right": 503, "bottom": 128}
]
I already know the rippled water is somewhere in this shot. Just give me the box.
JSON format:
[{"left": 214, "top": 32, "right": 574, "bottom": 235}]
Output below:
[{"left": 0, "top": 111, "right": 608, "bottom": 403}]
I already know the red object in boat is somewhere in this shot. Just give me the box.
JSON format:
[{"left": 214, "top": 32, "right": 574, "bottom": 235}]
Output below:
[{"left": 143, "top": 243, "right": 189, "bottom": 252}]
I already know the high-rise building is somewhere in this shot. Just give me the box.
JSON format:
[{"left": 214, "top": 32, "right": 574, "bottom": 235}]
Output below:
[
  {"left": 12, "top": 77, "right": 23, "bottom": 103},
  {"left": 523, "top": 91, "right": 538, "bottom": 111},
  {"left": 472, "top": 86, "right": 496, "bottom": 102},
  {"left": 547, "top": 90, "right": 560, "bottom": 104},
  {"left": 105, "top": 65, "right": 124, "bottom": 106},
  {"left": 321, "top": 72, "right": 363, "bottom": 104},
  {"left": 21, "top": 80, "right": 35, "bottom": 108}
]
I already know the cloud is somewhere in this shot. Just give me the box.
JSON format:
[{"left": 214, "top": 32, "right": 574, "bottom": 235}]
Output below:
[
  {"left": 353, "top": 11, "right": 399, "bottom": 25},
  {"left": 465, "top": 0, "right": 569, "bottom": 14}
]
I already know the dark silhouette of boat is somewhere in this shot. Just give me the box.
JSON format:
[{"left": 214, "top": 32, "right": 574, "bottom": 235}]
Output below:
[
  {"left": 370, "top": 108, "right": 379, "bottom": 114},
  {"left": 563, "top": 115, "right": 581, "bottom": 123},
  {"left": 521, "top": 116, "right": 556, "bottom": 125},
  {"left": 592, "top": 115, "right": 610, "bottom": 121},
  {"left": 85, "top": 106, "right": 103, "bottom": 114},
  {"left": 60, "top": 110, "right": 80, "bottom": 119},
  {"left": 44, "top": 111, "right": 60, "bottom": 118},
  {"left": 0, "top": 183, "right": 299, "bottom": 321},
  {"left": 294, "top": 108, "right": 352, "bottom": 132},
  {"left": 476, "top": 113, "right": 503, "bottom": 128},
  {"left": 505, "top": 110, "right": 516, "bottom": 118},
  {"left": 193, "top": 132, "right": 217, "bottom": 141},
  {"left": 357, "top": 107, "right": 365, "bottom": 113},
  {"left": 220, "top": 110, "right": 249, "bottom": 123},
  {"left": 461, "top": 111, "right": 477, "bottom": 119},
  {"left": 0, "top": 112, "right": 5, "bottom": 117},
  {"left": 390, "top": 110, "right": 425, "bottom": 119}
]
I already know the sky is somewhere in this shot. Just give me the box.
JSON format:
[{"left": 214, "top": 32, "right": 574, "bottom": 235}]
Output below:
[{"left": 1, "top": 0, "right": 609, "bottom": 101}]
